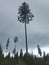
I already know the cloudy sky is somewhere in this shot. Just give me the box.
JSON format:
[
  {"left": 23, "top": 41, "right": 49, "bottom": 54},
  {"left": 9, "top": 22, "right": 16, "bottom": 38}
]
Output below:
[{"left": 0, "top": 0, "right": 49, "bottom": 55}]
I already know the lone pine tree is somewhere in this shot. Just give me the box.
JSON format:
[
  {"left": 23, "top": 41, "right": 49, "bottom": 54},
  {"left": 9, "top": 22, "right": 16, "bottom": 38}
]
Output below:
[{"left": 18, "top": 2, "right": 34, "bottom": 55}]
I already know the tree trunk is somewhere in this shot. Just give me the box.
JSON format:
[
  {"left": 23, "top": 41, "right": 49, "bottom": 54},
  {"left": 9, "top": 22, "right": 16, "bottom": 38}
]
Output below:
[
  {"left": 15, "top": 43, "right": 16, "bottom": 54},
  {"left": 25, "top": 22, "right": 28, "bottom": 55}
]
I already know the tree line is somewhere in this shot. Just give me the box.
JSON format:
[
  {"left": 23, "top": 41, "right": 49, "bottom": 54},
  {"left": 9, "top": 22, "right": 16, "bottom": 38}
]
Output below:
[{"left": 0, "top": 42, "right": 49, "bottom": 65}]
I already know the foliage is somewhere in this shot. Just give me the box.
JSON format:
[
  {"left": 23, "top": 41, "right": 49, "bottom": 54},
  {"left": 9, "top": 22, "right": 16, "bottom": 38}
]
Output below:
[{"left": 18, "top": 2, "right": 34, "bottom": 23}]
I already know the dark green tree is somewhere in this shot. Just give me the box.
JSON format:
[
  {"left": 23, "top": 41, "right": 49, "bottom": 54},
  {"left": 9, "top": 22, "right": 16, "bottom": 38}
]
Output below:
[
  {"left": 43, "top": 51, "right": 46, "bottom": 58},
  {"left": 18, "top": 2, "right": 34, "bottom": 55},
  {"left": 14, "top": 36, "right": 18, "bottom": 54},
  {"left": 6, "top": 52, "right": 10, "bottom": 59},
  {"left": 0, "top": 43, "right": 3, "bottom": 65},
  {"left": 43, "top": 51, "right": 46, "bottom": 61},
  {"left": 0, "top": 44, "right": 2, "bottom": 56},
  {"left": 37, "top": 45, "right": 42, "bottom": 56},
  {"left": 13, "top": 48, "right": 16, "bottom": 54},
  {"left": 14, "top": 52, "right": 18, "bottom": 64},
  {"left": 6, "top": 38, "right": 10, "bottom": 54},
  {"left": 20, "top": 49, "right": 23, "bottom": 60}
]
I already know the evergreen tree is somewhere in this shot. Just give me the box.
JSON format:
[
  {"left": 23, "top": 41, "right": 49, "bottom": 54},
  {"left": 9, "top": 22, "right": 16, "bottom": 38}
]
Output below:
[
  {"left": 0, "top": 44, "right": 3, "bottom": 56},
  {"left": 43, "top": 51, "right": 46, "bottom": 59},
  {"left": 6, "top": 38, "right": 10, "bottom": 55},
  {"left": 13, "top": 48, "right": 16, "bottom": 55},
  {"left": 14, "top": 36, "right": 18, "bottom": 54},
  {"left": 18, "top": 2, "right": 34, "bottom": 55},
  {"left": 20, "top": 49, "right": 23, "bottom": 60},
  {"left": 0, "top": 43, "right": 3, "bottom": 65},
  {"left": 37, "top": 45, "right": 42, "bottom": 56}
]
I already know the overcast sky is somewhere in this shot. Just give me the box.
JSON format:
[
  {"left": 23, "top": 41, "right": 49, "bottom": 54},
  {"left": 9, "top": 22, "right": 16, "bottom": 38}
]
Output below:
[{"left": 0, "top": 0, "right": 49, "bottom": 55}]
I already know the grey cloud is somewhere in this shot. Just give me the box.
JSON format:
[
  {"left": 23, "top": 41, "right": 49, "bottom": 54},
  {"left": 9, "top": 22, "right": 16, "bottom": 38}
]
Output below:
[{"left": 0, "top": 0, "right": 49, "bottom": 52}]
